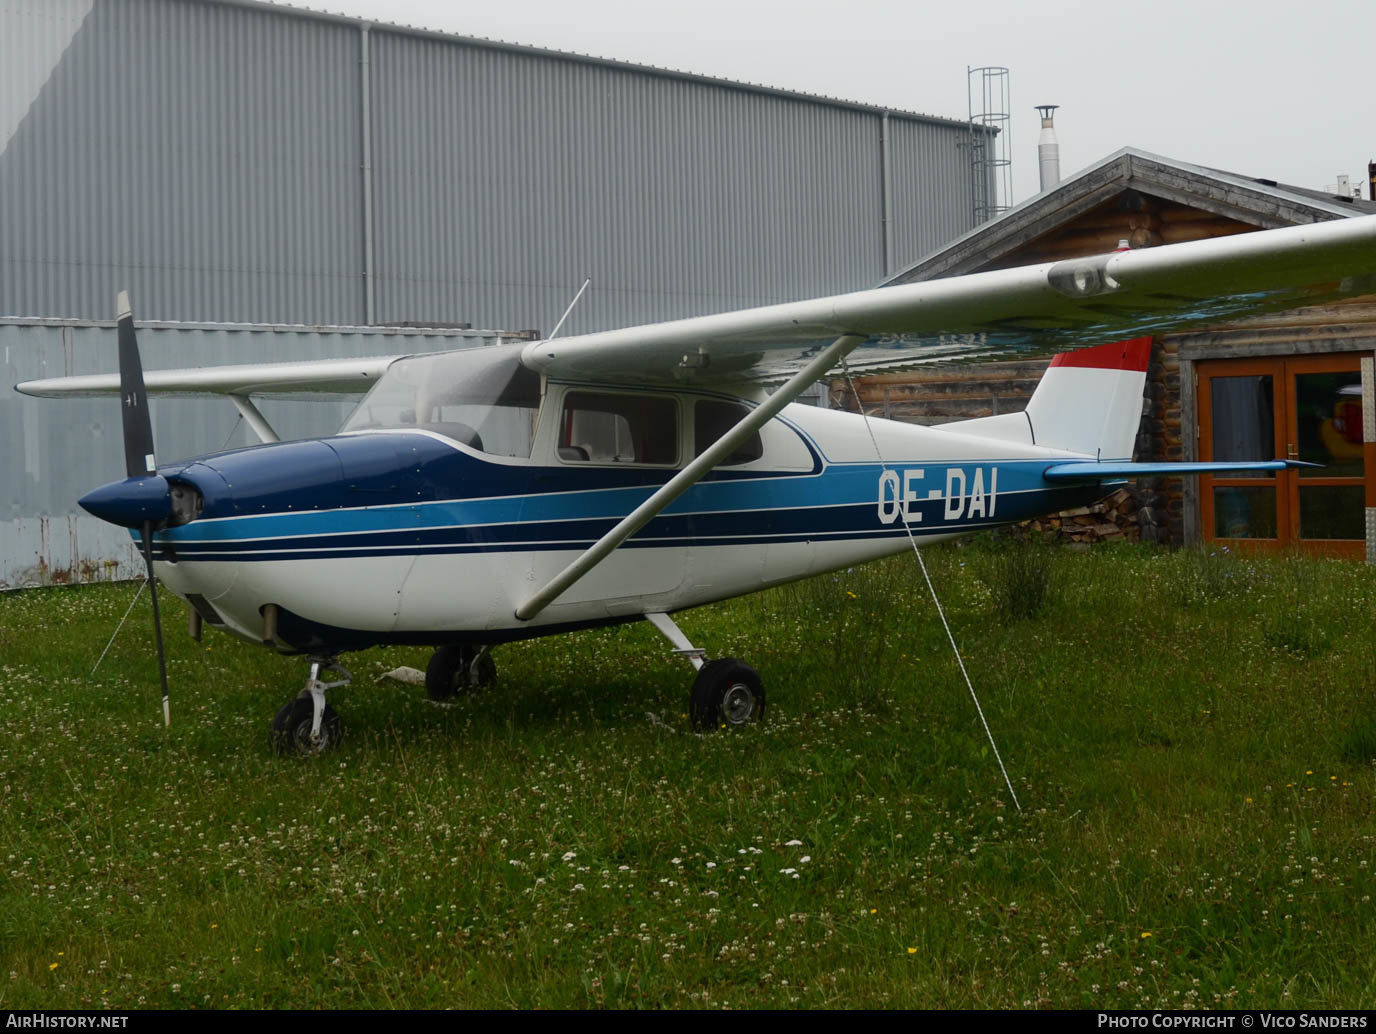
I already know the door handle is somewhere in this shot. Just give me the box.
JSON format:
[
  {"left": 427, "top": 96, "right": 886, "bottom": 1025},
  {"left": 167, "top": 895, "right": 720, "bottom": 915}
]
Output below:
[{"left": 1286, "top": 443, "right": 1297, "bottom": 460}]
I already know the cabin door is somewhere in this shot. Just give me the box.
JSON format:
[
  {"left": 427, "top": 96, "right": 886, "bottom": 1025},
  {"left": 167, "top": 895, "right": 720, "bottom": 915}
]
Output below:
[{"left": 1197, "top": 354, "right": 1368, "bottom": 557}]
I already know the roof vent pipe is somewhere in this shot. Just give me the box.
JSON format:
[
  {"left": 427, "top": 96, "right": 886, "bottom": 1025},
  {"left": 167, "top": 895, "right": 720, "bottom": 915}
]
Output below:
[{"left": 1036, "top": 105, "right": 1060, "bottom": 192}]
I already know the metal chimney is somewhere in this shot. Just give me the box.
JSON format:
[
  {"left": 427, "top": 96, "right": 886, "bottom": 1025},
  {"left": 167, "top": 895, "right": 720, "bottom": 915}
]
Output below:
[{"left": 1036, "top": 105, "right": 1060, "bottom": 192}]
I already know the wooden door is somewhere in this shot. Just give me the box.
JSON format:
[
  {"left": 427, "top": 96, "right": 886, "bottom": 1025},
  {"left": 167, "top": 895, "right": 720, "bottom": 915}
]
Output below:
[{"left": 1197, "top": 354, "right": 1367, "bottom": 556}]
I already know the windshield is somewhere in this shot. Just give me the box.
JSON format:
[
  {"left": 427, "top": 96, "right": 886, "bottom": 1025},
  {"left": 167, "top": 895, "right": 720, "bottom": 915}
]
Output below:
[{"left": 339, "top": 344, "right": 542, "bottom": 458}]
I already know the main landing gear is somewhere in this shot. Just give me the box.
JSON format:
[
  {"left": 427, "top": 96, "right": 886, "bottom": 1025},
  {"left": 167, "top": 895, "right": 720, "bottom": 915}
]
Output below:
[
  {"left": 267, "top": 619, "right": 752, "bottom": 754},
  {"left": 645, "top": 612, "right": 765, "bottom": 731},
  {"left": 425, "top": 644, "right": 496, "bottom": 702},
  {"left": 270, "top": 657, "right": 351, "bottom": 756}
]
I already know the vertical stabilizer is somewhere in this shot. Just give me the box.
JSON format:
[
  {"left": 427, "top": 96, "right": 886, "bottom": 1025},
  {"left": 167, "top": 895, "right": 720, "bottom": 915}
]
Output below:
[
  {"left": 937, "top": 338, "right": 1150, "bottom": 458},
  {"left": 1024, "top": 339, "right": 1150, "bottom": 458}
]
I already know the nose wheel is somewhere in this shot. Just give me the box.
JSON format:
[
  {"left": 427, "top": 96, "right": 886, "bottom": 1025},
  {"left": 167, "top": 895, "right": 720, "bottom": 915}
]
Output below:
[{"left": 271, "top": 657, "right": 351, "bottom": 756}]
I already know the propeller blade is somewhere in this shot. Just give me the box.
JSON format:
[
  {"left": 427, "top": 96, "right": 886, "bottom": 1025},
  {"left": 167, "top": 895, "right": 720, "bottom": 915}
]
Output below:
[
  {"left": 117, "top": 291, "right": 156, "bottom": 479},
  {"left": 140, "top": 521, "right": 171, "bottom": 728}
]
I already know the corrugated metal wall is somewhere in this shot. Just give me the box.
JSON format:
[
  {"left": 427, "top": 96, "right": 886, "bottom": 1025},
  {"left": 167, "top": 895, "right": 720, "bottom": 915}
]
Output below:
[
  {"left": 369, "top": 32, "right": 895, "bottom": 334},
  {"left": 1, "top": 0, "right": 978, "bottom": 331},
  {"left": 1, "top": 0, "right": 366, "bottom": 324},
  {"left": 888, "top": 118, "right": 986, "bottom": 274},
  {"left": 2, "top": 319, "right": 502, "bottom": 586}
]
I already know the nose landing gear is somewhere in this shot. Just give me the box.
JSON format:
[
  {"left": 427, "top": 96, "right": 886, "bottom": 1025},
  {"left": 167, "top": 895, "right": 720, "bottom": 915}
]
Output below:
[{"left": 270, "top": 657, "right": 351, "bottom": 756}]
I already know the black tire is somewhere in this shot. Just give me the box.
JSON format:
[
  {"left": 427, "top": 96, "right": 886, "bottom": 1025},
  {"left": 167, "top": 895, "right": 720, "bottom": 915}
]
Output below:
[
  {"left": 690, "top": 658, "right": 765, "bottom": 731},
  {"left": 270, "top": 697, "right": 342, "bottom": 756},
  {"left": 425, "top": 644, "right": 496, "bottom": 701}
]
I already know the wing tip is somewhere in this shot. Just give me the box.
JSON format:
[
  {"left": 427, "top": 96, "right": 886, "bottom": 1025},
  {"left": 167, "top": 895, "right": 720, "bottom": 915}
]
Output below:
[{"left": 116, "top": 290, "right": 132, "bottom": 321}]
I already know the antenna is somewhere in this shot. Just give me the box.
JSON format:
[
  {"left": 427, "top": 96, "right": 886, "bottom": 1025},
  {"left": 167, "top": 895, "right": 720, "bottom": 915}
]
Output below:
[{"left": 548, "top": 277, "right": 592, "bottom": 341}]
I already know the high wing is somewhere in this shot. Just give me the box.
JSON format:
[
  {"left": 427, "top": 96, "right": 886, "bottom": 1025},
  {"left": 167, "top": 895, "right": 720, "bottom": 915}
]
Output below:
[
  {"left": 523, "top": 215, "right": 1376, "bottom": 386},
  {"left": 18, "top": 216, "right": 1376, "bottom": 400},
  {"left": 16, "top": 355, "right": 400, "bottom": 399}
]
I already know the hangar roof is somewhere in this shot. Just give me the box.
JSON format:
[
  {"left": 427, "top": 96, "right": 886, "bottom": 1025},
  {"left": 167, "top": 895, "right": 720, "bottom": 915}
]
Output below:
[{"left": 227, "top": 0, "right": 971, "bottom": 127}]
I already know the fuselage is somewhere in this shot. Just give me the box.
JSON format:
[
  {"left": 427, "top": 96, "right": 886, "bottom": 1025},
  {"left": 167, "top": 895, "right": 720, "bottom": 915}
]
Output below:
[{"left": 144, "top": 387, "right": 1104, "bottom": 655}]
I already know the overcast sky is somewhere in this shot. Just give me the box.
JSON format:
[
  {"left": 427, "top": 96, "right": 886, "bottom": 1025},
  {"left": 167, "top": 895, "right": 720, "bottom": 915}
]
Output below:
[{"left": 266, "top": 0, "right": 1375, "bottom": 207}]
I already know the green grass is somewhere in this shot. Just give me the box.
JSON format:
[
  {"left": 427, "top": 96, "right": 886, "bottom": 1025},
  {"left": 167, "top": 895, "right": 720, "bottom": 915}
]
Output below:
[{"left": 1, "top": 542, "right": 1374, "bottom": 1009}]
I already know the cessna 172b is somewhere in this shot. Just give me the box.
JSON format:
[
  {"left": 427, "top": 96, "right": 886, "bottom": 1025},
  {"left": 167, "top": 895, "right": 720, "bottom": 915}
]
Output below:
[{"left": 17, "top": 215, "right": 1376, "bottom": 754}]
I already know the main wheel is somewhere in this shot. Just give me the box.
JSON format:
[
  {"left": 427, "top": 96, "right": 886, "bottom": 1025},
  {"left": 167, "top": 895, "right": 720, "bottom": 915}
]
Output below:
[
  {"left": 426, "top": 644, "right": 497, "bottom": 701},
  {"left": 690, "top": 658, "right": 765, "bottom": 731},
  {"left": 270, "top": 697, "right": 342, "bottom": 756}
]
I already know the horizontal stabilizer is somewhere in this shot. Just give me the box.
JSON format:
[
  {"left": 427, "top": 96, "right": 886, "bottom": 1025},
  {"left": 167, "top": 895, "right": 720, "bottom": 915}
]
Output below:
[{"left": 1042, "top": 460, "right": 1321, "bottom": 482}]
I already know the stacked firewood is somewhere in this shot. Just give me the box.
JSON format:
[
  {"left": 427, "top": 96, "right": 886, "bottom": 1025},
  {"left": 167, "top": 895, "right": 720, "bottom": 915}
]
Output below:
[{"left": 1016, "top": 488, "right": 1139, "bottom": 544}]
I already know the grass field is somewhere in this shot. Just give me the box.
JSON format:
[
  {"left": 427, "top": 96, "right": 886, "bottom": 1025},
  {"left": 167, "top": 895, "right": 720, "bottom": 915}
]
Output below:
[{"left": 1, "top": 541, "right": 1374, "bottom": 1009}]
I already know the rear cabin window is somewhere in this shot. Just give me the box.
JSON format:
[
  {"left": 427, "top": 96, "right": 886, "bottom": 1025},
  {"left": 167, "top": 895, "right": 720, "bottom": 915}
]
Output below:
[
  {"left": 695, "top": 400, "right": 764, "bottom": 466},
  {"left": 560, "top": 392, "right": 678, "bottom": 465}
]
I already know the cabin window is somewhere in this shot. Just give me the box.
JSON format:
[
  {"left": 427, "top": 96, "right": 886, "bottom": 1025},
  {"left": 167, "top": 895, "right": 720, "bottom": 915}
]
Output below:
[
  {"left": 694, "top": 400, "right": 764, "bottom": 466},
  {"left": 559, "top": 392, "right": 678, "bottom": 465}
]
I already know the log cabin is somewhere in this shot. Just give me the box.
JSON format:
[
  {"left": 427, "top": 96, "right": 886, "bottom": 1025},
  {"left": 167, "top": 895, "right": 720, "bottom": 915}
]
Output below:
[{"left": 840, "top": 148, "right": 1376, "bottom": 560}]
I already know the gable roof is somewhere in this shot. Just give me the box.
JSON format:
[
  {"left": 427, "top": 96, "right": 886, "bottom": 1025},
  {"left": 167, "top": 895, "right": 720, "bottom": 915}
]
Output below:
[{"left": 888, "top": 147, "right": 1376, "bottom": 285}]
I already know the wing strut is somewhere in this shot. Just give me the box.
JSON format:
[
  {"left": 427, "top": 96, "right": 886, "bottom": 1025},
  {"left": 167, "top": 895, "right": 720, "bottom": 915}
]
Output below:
[
  {"left": 514, "top": 333, "right": 865, "bottom": 622},
  {"left": 228, "top": 394, "right": 281, "bottom": 444}
]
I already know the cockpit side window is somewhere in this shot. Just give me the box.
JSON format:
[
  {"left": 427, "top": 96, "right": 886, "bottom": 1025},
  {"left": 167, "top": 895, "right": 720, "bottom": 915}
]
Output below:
[
  {"left": 560, "top": 392, "right": 678, "bottom": 465},
  {"left": 695, "top": 400, "right": 763, "bottom": 466}
]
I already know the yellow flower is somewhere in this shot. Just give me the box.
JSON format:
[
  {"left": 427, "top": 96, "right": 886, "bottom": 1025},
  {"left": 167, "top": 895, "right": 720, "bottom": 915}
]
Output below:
[
  {"left": 49, "top": 963, "right": 58, "bottom": 971},
  {"left": 906, "top": 947, "right": 917, "bottom": 955},
  {"left": 1140, "top": 932, "right": 1152, "bottom": 940}
]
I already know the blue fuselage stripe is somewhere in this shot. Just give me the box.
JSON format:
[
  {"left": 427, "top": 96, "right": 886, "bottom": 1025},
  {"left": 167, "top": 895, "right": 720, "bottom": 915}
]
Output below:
[{"left": 151, "top": 452, "right": 1094, "bottom": 563}]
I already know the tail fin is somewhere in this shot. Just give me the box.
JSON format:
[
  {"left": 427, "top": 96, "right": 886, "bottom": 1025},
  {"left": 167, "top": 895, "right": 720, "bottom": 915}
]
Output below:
[{"left": 939, "top": 338, "right": 1150, "bottom": 459}]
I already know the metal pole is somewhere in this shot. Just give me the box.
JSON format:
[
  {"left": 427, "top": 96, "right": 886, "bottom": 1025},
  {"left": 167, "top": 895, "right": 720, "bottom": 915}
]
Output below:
[
  {"left": 361, "top": 25, "right": 376, "bottom": 325},
  {"left": 880, "top": 112, "right": 894, "bottom": 277}
]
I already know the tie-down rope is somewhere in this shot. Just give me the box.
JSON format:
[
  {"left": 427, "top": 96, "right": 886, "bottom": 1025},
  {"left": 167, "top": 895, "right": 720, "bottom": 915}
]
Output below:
[{"left": 839, "top": 358, "right": 1022, "bottom": 813}]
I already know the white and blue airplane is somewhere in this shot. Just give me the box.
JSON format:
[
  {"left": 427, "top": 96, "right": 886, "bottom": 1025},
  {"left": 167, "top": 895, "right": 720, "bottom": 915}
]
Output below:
[{"left": 17, "top": 216, "right": 1376, "bottom": 753}]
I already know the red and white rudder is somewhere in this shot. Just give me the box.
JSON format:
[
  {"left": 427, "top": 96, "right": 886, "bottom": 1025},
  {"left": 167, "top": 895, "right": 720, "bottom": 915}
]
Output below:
[{"left": 938, "top": 338, "right": 1151, "bottom": 460}]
